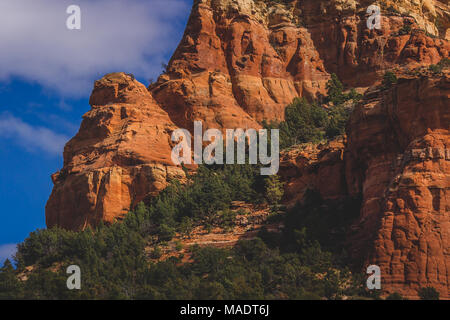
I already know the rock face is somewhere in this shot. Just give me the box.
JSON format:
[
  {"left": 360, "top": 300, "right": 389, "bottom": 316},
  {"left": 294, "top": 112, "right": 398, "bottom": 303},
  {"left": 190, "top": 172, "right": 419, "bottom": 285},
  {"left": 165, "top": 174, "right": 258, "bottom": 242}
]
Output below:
[
  {"left": 279, "top": 138, "right": 347, "bottom": 206},
  {"left": 279, "top": 71, "right": 450, "bottom": 299},
  {"left": 47, "top": 0, "right": 449, "bottom": 298},
  {"left": 46, "top": 73, "right": 186, "bottom": 229},
  {"left": 152, "top": 0, "right": 449, "bottom": 129},
  {"left": 345, "top": 72, "right": 450, "bottom": 299}
]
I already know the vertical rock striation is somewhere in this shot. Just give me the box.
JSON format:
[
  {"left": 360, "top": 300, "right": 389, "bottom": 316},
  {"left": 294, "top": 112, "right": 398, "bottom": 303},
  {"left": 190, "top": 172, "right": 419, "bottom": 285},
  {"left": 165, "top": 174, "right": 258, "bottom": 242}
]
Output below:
[{"left": 346, "top": 73, "right": 449, "bottom": 299}]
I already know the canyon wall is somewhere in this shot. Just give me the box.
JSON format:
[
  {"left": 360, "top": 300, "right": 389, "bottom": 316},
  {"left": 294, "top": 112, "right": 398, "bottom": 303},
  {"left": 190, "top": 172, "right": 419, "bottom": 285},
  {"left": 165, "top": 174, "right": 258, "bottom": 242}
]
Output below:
[{"left": 346, "top": 73, "right": 449, "bottom": 298}]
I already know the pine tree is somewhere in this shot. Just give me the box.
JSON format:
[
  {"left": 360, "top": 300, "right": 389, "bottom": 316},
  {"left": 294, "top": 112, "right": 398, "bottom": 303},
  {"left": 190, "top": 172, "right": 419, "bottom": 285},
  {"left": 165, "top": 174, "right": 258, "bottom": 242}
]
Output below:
[
  {"left": 264, "top": 175, "right": 285, "bottom": 207},
  {"left": 0, "top": 259, "right": 22, "bottom": 299},
  {"left": 326, "top": 73, "right": 346, "bottom": 106}
]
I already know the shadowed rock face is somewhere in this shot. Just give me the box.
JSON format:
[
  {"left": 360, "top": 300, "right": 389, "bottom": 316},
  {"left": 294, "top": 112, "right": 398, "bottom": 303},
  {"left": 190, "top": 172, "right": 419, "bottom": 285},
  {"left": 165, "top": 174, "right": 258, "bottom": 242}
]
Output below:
[
  {"left": 278, "top": 73, "right": 450, "bottom": 299},
  {"left": 46, "top": 0, "right": 449, "bottom": 298},
  {"left": 279, "top": 138, "right": 348, "bottom": 206},
  {"left": 345, "top": 73, "right": 450, "bottom": 299}
]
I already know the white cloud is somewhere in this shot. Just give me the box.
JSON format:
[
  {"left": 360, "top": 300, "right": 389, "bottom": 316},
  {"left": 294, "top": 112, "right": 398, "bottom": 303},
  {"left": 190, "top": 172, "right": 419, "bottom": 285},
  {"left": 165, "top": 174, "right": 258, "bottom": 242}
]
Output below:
[
  {"left": 0, "top": 113, "right": 69, "bottom": 155},
  {"left": 0, "top": 0, "right": 189, "bottom": 96},
  {"left": 0, "top": 244, "right": 17, "bottom": 264}
]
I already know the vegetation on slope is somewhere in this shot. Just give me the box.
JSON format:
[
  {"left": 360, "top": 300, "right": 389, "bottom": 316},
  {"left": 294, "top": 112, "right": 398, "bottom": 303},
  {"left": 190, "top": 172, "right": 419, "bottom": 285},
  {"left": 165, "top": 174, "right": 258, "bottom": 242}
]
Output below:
[
  {"left": 264, "top": 74, "right": 361, "bottom": 150},
  {"left": 0, "top": 74, "right": 371, "bottom": 300}
]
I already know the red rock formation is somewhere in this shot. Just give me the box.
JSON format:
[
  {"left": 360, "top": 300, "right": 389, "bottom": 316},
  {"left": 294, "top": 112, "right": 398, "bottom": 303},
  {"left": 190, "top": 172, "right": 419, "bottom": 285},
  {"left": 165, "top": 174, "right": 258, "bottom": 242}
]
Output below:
[
  {"left": 46, "top": 0, "right": 450, "bottom": 298},
  {"left": 279, "top": 138, "right": 347, "bottom": 207},
  {"left": 278, "top": 71, "right": 450, "bottom": 299},
  {"left": 345, "top": 72, "right": 450, "bottom": 299},
  {"left": 46, "top": 73, "right": 185, "bottom": 230},
  {"left": 150, "top": 0, "right": 449, "bottom": 130}
]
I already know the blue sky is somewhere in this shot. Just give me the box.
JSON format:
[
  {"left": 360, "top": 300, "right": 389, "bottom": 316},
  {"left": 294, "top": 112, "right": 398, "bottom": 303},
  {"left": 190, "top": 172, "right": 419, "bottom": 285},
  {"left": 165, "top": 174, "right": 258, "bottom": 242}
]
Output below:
[{"left": 0, "top": 0, "right": 191, "bottom": 264}]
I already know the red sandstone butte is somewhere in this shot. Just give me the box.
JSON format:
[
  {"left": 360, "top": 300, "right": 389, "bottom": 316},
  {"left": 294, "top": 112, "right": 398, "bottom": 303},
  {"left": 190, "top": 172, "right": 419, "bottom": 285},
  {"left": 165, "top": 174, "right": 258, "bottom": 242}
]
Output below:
[
  {"left": 46, "top": 0, "right": 449, "bottom": 298},
  {"left": 46, "top": 73, "right": 185, "bottom": 230}
]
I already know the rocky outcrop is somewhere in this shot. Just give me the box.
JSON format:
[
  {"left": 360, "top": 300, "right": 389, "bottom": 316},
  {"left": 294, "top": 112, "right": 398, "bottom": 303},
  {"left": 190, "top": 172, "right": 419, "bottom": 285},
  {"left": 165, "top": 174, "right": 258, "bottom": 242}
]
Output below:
[
  {"left": 345, "top": 72, "right": 450, "bottom": 299},
  {"left": 279, "top": 138, "right": 347, "bottom": 206},
  {"left": 278, "top": 71, "right": 449, "bottom": 299},
  {"left": 153, "top": 0, "right": 449, "bottom": 127},
  {"left": 46, "top": 0, "right": 449, "bottom": 298},
  {"left": 46, "top": 73, "right": 185, "bottom": 229}
]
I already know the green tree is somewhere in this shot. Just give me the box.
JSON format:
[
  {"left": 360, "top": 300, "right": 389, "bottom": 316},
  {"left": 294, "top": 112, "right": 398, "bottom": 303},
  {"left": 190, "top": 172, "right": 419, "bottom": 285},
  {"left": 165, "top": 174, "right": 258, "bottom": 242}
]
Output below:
[
  {"left": 386, "top": 292, "right": 405, "bottom": 300},
  {"left": 264, "top": 175, "right": 285, "bottom": 207},
  {"left": 326, "top": 73, "right": 346, "bottom": 106},
  {"left": 264, "top": 74, "right": 359, "bottom": 150},
  {"left": 151, "top": 246, "right": 162, "bottom": 259},
  {"left": 382, "top": 71, "right": 398, "bottom": 89},
  {"left": 279, "top": 98, "right": 328, "bottom": 148},
  {"left": 158, "top": 224, "right": 176, "bottom": 242},
  {"left": 418, "top": 287, "right": 440, "bottom": 300},
  {"left": 182, "top": 166, "right": 232, "bottom": 221},
  {"left": 179, "top": 217, "right": 194, "bottom": 239},
  {"left": 0, "top": 259, "right": 22, "bottom": 299},
  {"left": 325, "top": 105, "right": 351, "bottom": 139},
  {"left": 216, "top": 209, "right": 237, "bottom": 232}
]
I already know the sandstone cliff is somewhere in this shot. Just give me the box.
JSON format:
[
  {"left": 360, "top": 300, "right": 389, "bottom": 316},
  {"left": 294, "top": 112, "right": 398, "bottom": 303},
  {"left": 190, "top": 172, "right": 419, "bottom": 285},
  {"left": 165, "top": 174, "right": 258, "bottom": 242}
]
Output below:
[
  {"left": 46, "top": 0, "right": 449, "bottom": 298},
  {"left": 346, "top": 71, "right": 450, "bottom": 299},
  {"left": 46, "top": 73, "right": 186, "bottom": 229}
]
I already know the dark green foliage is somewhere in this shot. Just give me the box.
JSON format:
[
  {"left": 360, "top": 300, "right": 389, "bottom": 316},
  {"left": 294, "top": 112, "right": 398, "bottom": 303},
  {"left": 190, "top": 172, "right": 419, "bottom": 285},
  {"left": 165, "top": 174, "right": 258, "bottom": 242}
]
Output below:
[
  {"left": 3, "top": 169, "right": 365, "bottom": 300},
  {"left": 181, "top": 167, "right": 232, "bottom": 220},
  {"left": 429, "top": 57, "right": 450, "bottom": 74},
  {"left": 275, "top": 190, "right": 361, "bottom": 258},
  {"left": 1, "top": 72, "right": 368, "bottom": 300},
  {"left": 158, "top": 224, "right": 176, "bottom": 242},
  {"left": 418, "top": 287, "right": 440, "bottom": 300},
  {"left": 136, "top": 163, "right": 264, "bottom": 238},
  {"left": 386, "top": 292, "right": 405, "bottom": 300},
  {"left": 175, "top": 241, "right": 183, "bottom": 252},
  {"left": 429, "top": 64, "right": 441, "bottom": 73},
  {"left": 264, "top": 175, "right": 284, "bottom": 206},
  {"left": 0, "top": 259, "right": 23, "bottom": 299},
  {"left": 264, "top": 74, "right": 360, "bottom": 149},
  {"left": 397, "top": 23, "right": 412, "bottom": 36},
  {"left": 275, "top": 98, "right": 328, "bottom": 148},
  {"left": 179, "top": 217, "right": 194, "bottom": 238},
  {"left": 214, "top": 209, "right": 237, "bottom": 232},
  {"left": 326, "top": 73, "right": 345, "bottom": 106},
  {"left": 9, "top": 221, "right": 149, "bottom": 299},
  {"left": 325, "top": 105, "right": 352, "bottom": 139},
  {"left": 264, "top": 97, "right": 350, "bottom": 149},
  {"left": 326, "top": 74, "right": 362, "bottom": 106},
  {"left": 9, "top": 231, "right": 361, "bottom": 300},
  {"left": 151, "top": 246, "right": 162, "bottom": 259}
]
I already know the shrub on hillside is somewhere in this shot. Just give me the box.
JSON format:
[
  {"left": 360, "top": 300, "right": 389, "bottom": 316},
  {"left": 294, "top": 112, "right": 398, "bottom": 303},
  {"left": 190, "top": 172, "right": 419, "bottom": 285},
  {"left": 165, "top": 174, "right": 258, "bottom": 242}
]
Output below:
[{"left": 382, "top": 71, "right": 398, "bottom": 89}]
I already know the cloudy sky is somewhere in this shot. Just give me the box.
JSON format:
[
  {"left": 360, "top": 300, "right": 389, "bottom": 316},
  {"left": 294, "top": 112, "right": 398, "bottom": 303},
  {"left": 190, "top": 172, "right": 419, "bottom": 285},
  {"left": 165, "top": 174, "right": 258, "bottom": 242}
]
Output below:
[{"left": 0, "top": 0, "right": 191, "bottom": 264}]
